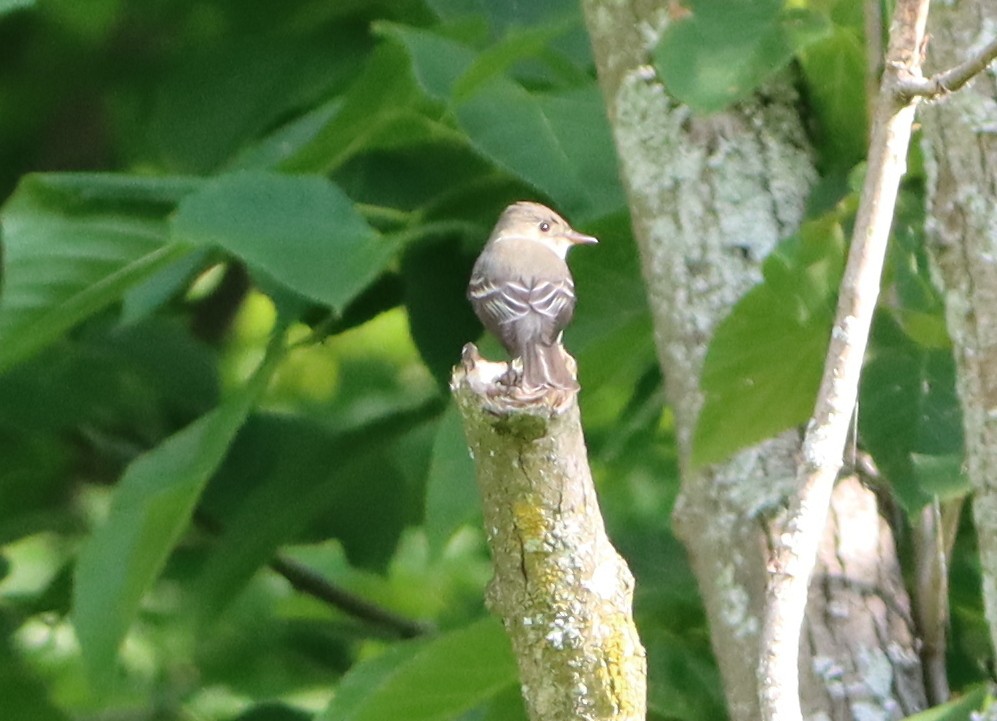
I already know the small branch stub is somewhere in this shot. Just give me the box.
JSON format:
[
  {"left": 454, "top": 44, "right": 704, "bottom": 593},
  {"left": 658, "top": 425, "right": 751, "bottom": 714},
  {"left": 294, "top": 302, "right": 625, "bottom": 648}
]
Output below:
[
  {"left": 451, "top": 344, "right": 646, "bottom": 721},
  {"left": 897, "top": 34, "right": 997, "bottom": 99}
]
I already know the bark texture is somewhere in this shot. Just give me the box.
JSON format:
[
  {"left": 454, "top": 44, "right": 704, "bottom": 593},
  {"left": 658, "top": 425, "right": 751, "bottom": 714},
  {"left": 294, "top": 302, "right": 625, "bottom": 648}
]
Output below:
[
  {"left": 803, "top": 476, "right": 926, "bottom": 719},
  {"left": 921, "top": 0, "right": 997, "bottom": 660},
  {"left": 581, "top": 1, "right": 926, "bottom": 718},
  {"left": 452, "top": 352, "right": 646, "bottom": 721}
]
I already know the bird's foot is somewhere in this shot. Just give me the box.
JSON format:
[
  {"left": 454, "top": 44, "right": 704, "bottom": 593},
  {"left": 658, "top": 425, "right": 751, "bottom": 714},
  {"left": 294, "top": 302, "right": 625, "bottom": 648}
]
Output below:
[
  {"left": 497, "top": 362, "right": 521, "bottom": 388},
  {"left": 454, "top": 347, "right": 574, "bottom": 412}
]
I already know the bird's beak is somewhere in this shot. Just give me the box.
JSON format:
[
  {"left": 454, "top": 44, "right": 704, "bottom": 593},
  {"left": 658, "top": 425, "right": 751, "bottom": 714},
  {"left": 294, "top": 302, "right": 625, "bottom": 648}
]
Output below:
[{"left": 565, "top": 230, "right": 598, "bottom": 245}]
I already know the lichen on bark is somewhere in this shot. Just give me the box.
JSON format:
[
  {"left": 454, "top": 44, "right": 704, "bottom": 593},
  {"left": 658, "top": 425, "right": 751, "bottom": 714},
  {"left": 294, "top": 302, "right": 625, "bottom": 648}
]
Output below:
[
  {"left": 451, "top": 353, "right": 646, "bottom": 721},
  {"left": 922, "top": 0, "right": 997, "bottom": 663}
]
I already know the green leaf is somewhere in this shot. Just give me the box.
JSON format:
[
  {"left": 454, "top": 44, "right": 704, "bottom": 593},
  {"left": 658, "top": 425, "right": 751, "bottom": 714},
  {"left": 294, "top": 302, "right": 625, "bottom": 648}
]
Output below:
[
  {"left": 317, "top": 617, "right": 518, "bottom": 721},
  {"left": 455, "top": 80, "right": 617, "bottom": 216},
  {"left": 380, "top": 23, "right": 622, "bottom": 217},
  {"left": 909, "top": 453, "right": 967, "bottom": 500},
  {"left": 644, "top": 627, "right": 727, "bottom": 721},
  {"left": 378, "top": 20, "right": 582, "bottom": 103},
  {"left": 797, "top": 27, "right": 868, "bottom": 170},
  {"left": 195, "top": 400, "right": 443, "bottom": 621},
  {"left": 692, "top": 213, "right": 846, "bottom": 466},
  {"left": 0, "top": 173, "right": 199, "bottom": 373},
  {"left": 886, "top": 188, "right": 949, "bottom": 348},
  {"left": 331, "top": 139, "right": 495, "bottom": 216},
  {"left": 375, "top": 22, "right": 475, "bottom": 101},
  {"left": 530, "top": 89, "right": 627, "bottom": 216},
  {"left": 427, "top": 0, "right": 581, "bottom": 36},
  {"left": 193, "top": 415, "right": 400, "bottom": 619},
  {"left": 147, "top": 33, "right": 365, "bottom": 173},
  {"left": 428, "top": 0, "right": 580, "bottom": 33},
  {"left": 860, "top": 314, "right": 966, "bottom": 514},
  {"left": 902, "top": 685, "right": 989, "bottom": 721},
  {"left": 171, "top": 171, "right": 394, "bottom": 314},
  {"left": 104, "top": 319, "right": 221, "bottom": 418},
  {"left": 402, "top": 235, "right": 481, "bottom": 387},
  {"left": 424, "top": 405, "right": 478, "bottom": 551},
  {"left": 566, "top": 210, "right": 657, "bottom": 414},
  {"left": 654, "top": 0, "right": 831, "bottom": 112},
  {"left": 480, "top": 684, "right": 529, "bottom": 721},
  {"left": 0, "top": 0, "right": 33, "bottom": 16},
  {"left": 0, "top": 426, "right": 72, "bottom": 544},
  {"left": 281, "top": 43, "right": 457, "bottom": 174},
  {"left": 452, "top": 21, "right": 574, "bottom": 100},
  {"left": 120, "top": 249, "right": 210, "bottom": 325},
  {"left": 72, "top": 340, "right": 283, "bottom": 690},
  {"left": 229, "top": 99, "right": 344, "bottom": 172},
  {"left": 284, "top": 416, "right": 424, "bottom": 565},
  {"left": 35, "top": 0, "right": 120, "bottom": 41},
  {"left": 0, "top": 319, "right": 218, "bottom": 439}
]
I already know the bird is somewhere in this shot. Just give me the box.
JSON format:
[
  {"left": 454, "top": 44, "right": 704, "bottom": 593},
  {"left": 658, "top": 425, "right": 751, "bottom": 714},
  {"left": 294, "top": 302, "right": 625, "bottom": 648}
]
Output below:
[{"left": 467, "top": 201, "right": 597, "bottom": 392}]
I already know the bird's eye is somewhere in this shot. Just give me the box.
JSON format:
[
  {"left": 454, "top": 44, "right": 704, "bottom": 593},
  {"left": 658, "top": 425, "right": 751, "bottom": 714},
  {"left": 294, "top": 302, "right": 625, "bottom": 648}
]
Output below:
[{"left": 539, "top": 222, "right": 550, "bottom": 232}]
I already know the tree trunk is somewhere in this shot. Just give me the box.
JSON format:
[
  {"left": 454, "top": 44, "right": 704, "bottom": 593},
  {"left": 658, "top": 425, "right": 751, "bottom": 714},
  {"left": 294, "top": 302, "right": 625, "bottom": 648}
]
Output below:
[
  {"left": 921, "top": 0, "right": 997, "bottom": 659},
  {"left": 581, "top": 2, "right": 927, "bottom": 718},
  {"left": 803, "top": 476, "right": 926, "bottom": 718}
]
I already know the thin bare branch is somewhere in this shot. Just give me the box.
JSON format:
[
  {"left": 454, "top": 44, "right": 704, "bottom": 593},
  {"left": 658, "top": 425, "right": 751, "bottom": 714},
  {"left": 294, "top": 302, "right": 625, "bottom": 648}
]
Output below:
[
  {"left": 898, "top": 34, "right": 997, "bottom": 99},
  {"left": 269, "top": 555, "right": 431, "bottom": 639},
  {"left": 757, "top": 1, "right": 931, "bottom": 720},
  {"left": 865, "top": 0, "right": 885, "bottom": 121},
  {"left": 194, "top": 511, "right": 431, "bottom": 640},
  {"left": 914, "top": 500, "right": 951, "bottom": 705},
  {"left": 912, "top": 496, "right": 964, "bottom": 703}
]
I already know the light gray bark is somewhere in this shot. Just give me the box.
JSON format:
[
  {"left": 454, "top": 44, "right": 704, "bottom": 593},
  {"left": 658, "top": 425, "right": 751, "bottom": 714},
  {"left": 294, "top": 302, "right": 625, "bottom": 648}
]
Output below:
[
  {"left": 803, "top": 476, "right": 926, "bottom": 719},
  {"left": 581, "top": 2, "right": 927, "bottom": 719},
  {"left": 921, "top": 0, "right": 997, "bottom": 663}
]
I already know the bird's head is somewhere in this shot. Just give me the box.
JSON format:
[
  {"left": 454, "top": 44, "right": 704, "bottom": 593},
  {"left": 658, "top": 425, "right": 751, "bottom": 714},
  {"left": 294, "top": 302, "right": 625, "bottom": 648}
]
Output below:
[{"left": 490, "top": 201, "right": 598, "bottom": 260}]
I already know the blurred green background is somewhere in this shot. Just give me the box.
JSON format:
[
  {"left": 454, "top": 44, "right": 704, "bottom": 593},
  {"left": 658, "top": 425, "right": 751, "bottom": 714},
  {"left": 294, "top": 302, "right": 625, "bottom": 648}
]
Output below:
[
  {"left": 0, "top": 2, "right": 682, "bottom": 720},
  {"left": 0, "top": 1, "right": 989, "bottom": 720}
]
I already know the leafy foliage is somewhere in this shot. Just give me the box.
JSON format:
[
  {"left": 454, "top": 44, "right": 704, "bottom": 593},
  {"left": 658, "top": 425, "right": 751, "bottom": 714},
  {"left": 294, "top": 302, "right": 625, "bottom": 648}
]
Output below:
[
  {"left": 693, "top": 208, "right": 847, "bottom": 466},
  {"left": 859, "top": 314, "right": 965, "bottom": 513},
  {"left": 316, "top": 617, "right": 517, "bottom": 721},
  {"left": 654, "top": 0, "right": 831, "bottom": 112},
  {"left": 797, "top": 24, "right": 869, "bottom": 171},
  {"left": 0, "top": 0, "right": 986, "bottom": 720},
  {"left": 73, "top": 339, "right": 286, "bottom": 689},
  {"left": 901, "top": 685, "right": 989, "bottom": 721},
  {"left": 0, "top": 174, "right": 197, "bottom": 372},
  {"left": 172, "top": 171, "right": 394, "bottom": 312},
  {"left": 693, "top": 181, "right": 967, "bottom": 517}
]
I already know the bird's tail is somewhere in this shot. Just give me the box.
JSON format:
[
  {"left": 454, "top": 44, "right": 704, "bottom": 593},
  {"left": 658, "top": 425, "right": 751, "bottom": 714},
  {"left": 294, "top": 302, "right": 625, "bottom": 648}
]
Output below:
[{"left": 520, "top": 341, "right": 579, "bottom": 391}]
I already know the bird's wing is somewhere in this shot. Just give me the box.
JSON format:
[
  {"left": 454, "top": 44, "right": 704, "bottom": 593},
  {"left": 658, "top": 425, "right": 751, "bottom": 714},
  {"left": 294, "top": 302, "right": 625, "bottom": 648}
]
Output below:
[
  {"left": 469, "top": 275, "right": 575, "bottom": 334},
  {"left": 528, "top": 278, "right": 575, "bottom": 331},
  {"left": 468, "top": 275, "right": 531, "bottom": 325}
]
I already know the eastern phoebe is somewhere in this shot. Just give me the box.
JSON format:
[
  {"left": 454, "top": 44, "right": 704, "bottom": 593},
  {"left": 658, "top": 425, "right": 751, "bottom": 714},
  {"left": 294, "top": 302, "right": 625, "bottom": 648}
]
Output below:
[{"left": 468, "top": 201, "right": 597, "bottom": 392}]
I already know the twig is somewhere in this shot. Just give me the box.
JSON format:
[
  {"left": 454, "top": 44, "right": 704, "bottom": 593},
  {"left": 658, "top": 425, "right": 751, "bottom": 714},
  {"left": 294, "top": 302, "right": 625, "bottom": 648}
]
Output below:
[
  {"left": 757, "top": 1, "right": 931, "bottom": 720},
  {"left": 268, "top": 555, "right": 431, "bottom": 639},
  {"left": 194, "top": 510, "right": 432, "bottom": 640},
  {"left": 865, "top": 0, "right": 885, "bottom": 121},
  {"left": 912, "top": 496, "right": 965, "bottom": 704},
  {"left": 913, "top": 500, "right": 950, "bottom": 705},
  {"left": 898, "top": 35, "right": 997, "bottom": 99}
]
